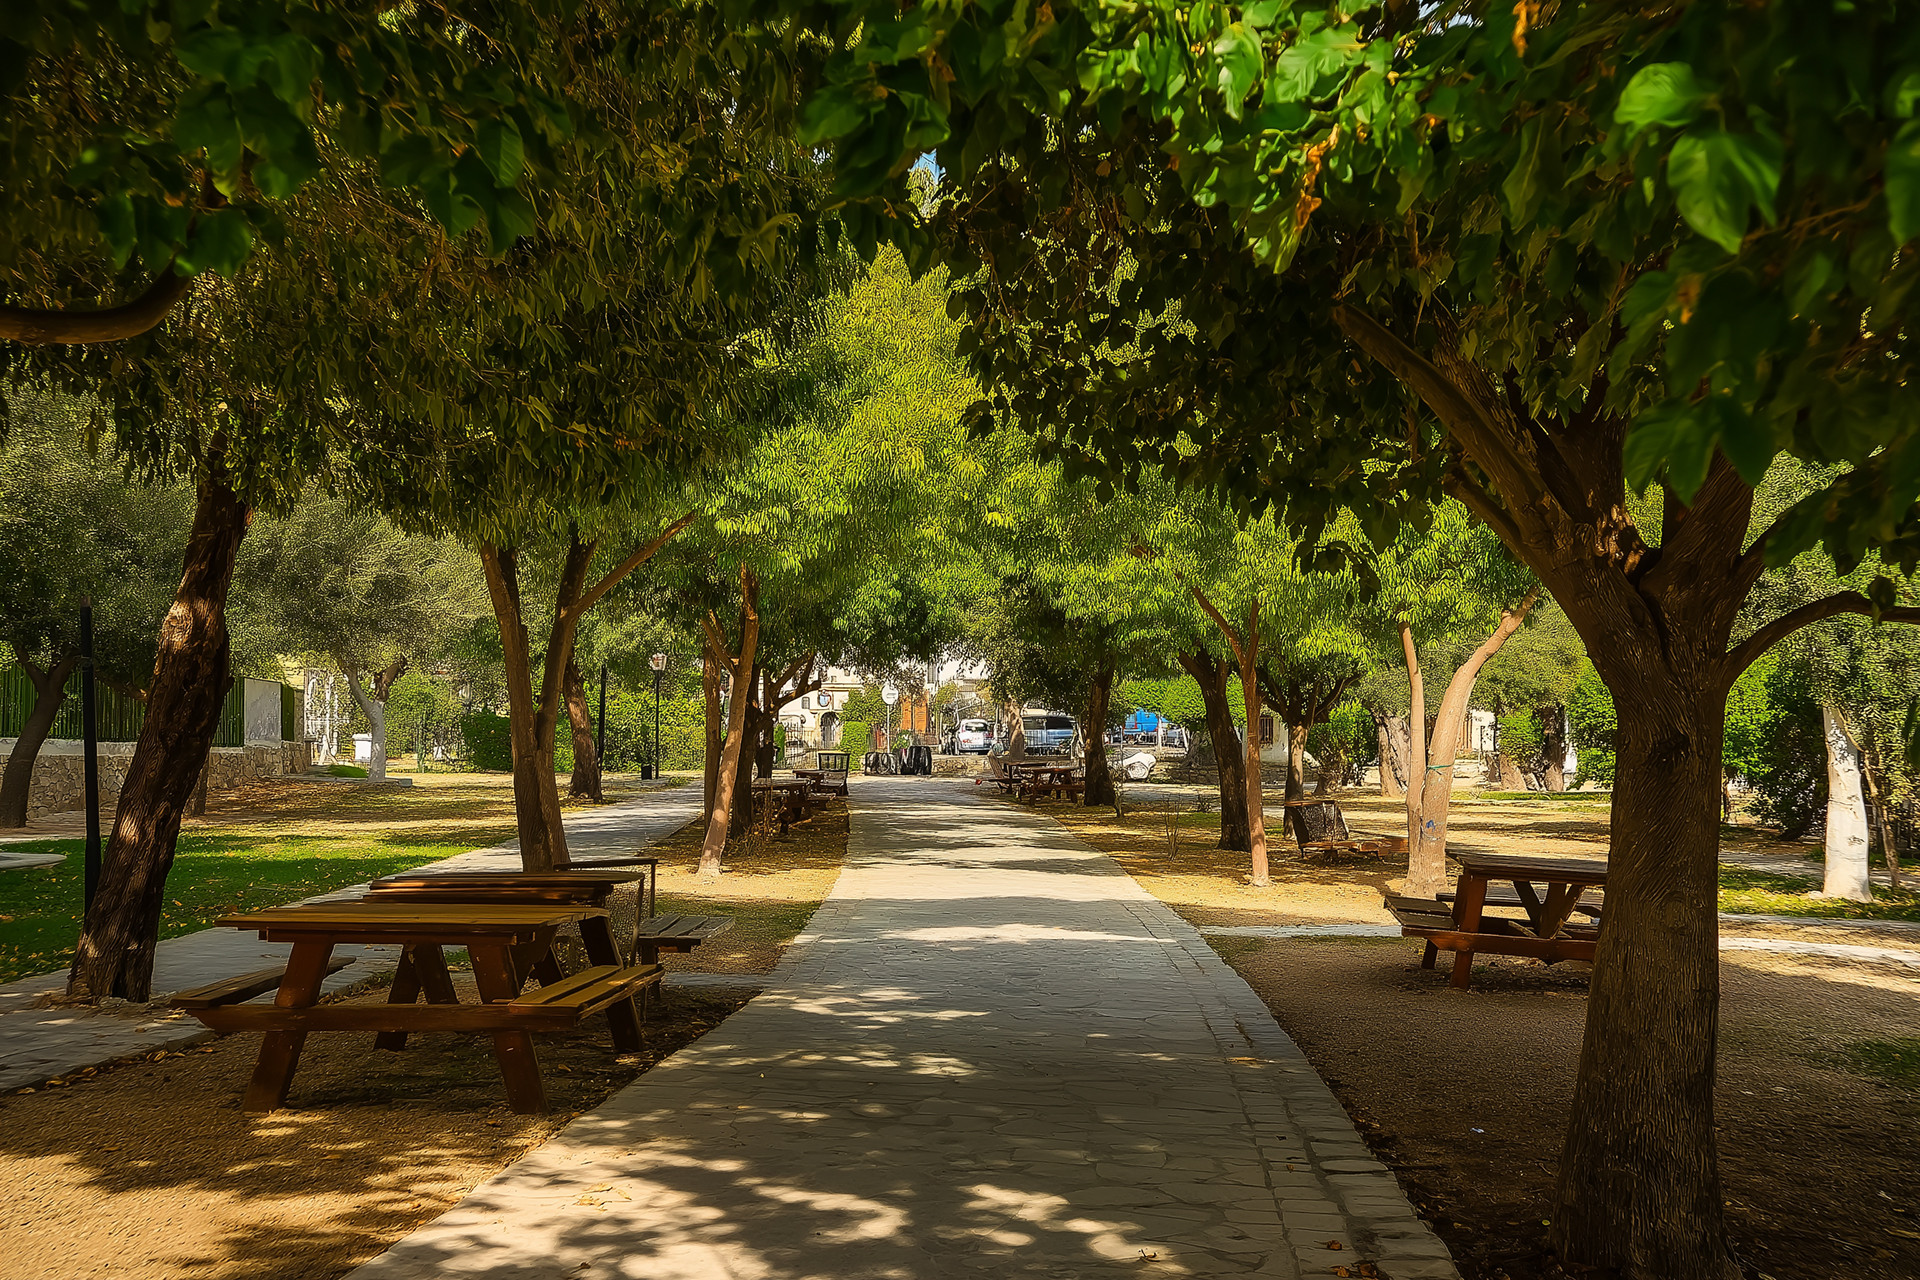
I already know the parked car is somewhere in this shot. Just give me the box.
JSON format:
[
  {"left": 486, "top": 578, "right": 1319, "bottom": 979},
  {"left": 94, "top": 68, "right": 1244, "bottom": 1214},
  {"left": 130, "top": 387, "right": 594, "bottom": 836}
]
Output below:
[
  {"left": 955, "top": 718, "right": 995, "bottom": 754},
  {"left": 1001, "top": 712, "right": 1077, "bottom": 755}
]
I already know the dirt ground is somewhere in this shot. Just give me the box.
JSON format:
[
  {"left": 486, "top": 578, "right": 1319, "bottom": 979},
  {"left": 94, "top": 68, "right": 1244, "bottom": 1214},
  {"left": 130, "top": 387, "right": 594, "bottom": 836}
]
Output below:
[
  {"left": 0, "top": 783, "right": 849, "bottom": 1280},
  {"left": 1049, "top": 786, "right": 1920, "bottom": 1280}
]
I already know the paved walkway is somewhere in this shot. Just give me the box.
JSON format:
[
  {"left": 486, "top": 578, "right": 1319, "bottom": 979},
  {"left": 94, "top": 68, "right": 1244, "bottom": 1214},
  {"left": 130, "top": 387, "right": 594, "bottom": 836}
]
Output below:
[
  {"left": 0, "top": 787, "right": 703, "bottom": 1091},
  {"left": 349, "top": 777, "right": 1457, "bottom": 1280}
]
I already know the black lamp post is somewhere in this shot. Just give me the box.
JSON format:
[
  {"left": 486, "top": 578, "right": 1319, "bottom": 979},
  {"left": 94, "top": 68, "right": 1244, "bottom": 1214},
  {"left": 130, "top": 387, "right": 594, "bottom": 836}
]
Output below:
[{"left": 649, "top": 652, "right": 667, "bottom": 780}]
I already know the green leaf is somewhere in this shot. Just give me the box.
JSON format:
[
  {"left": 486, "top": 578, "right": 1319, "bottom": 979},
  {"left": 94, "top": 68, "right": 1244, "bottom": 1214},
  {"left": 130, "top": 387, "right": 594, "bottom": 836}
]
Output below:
[
  {"left": 1887, "top": 118, "right": 1920, "bottom": 244},
  {"left": 1615, "top": 63, "right": 1709, "bottom": 134},
  {"left": 1213, "top": 24, "right": 1263, "bottom": 121},
  {"left": 1623, "top": 398, "right": 1714, "bottom": 500},
  {"left": 174, "top": 87, "right": 243, "bottom": 174},
  {"left": 177, "top": 207, "right": 253, "bottom": 276},
  {"left": 475, "top": 117, "right": 525, "bottom": 188},
  {"left": 1667, "top": 129, "right": 1781, "bottom": 253},
  {"left": 798, "top": 86, "right": 870, "bottom": 146}
]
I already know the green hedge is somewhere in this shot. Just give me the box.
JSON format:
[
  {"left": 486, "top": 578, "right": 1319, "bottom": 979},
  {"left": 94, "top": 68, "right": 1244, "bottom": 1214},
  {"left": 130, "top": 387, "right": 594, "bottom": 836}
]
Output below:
[
  {"left": 840, "top": 719, "right": 871, "bottom": 755},
  {"left": 460, "top": 710, "right": 514, "bottom": 771}
]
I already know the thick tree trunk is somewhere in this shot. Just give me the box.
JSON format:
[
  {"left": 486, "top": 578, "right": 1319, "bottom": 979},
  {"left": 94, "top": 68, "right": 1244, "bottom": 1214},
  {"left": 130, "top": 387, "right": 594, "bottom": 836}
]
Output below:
[
  {"left": 1180, "top": 652, "right": 1249, "bottom": 853},
  {"left": 189, "top": 754, "right": 210, "bottom": 817},
  {"left": 0, "top": 656, "right": 78, "bottom": 828},
  {"left": 1821, "top": 706, "right": 1872, "bottom": 902},
  {"left": 730, "top": 687, "right": 762, "bottom": 836},
  {"left": 564, "top": 657, "right": 602, "bottom": 801},
  {"left": 1285, "top": 721, "right": 1309, "bottom": 802},
  {"left": 1372, "top": 711, "right": 1405, "bottom": 799},
  {"left": 1540, "top": 704, "right": 1569, "bottom": 791},
  {"left": 1003, "top": 699, "right": 1027, "bottom": 760},
  {"left": 1552, "top": 681, "right": 1737, "bottom": 1279},
  {"left": 67, "top": 474, "right": 250, "bottom": 1002},
  {"left": 1082, "top": 662, "right": 1117, "bottom": 807},
  {"left": 1494, "top": 752, "right": 1527, "bottom": 790},
  {"left": 1402, "top": 594, "right": 1537, "bottom": 898},
  {"left": 479, "top": 545, "right": 570, "bottom": 871},
  {"left": 699, "top": 569, "right": 759, "bottom": 878},
  {"left": 342, "top": 669, "right": 389, "bottom": 782}
]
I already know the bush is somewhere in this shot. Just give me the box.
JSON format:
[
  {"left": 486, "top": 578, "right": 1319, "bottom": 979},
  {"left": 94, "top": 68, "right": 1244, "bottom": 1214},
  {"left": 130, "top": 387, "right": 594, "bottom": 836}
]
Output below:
[
  {"left": 460, "top": 710, "right": 513, "bottom": 771},
  {"left": 1308, "top": 702, "right": 1376, "bottom": 784},
  {"left": 839, "top": 719, "right": 871, "bottom": 755},
  {"left": 1751, "top": 657, "right": 1826, "bottom": 839},
  {"left": 1498, "top": 708, "right": 1544, "bottom": 760},
  {"left": 1566, "top": 661, "right": 1616, "bottom": 785}
]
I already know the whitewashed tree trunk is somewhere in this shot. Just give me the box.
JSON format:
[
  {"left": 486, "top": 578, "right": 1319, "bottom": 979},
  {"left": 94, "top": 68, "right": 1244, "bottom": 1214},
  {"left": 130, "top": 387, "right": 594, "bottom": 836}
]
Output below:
[
  {"left": 1822, "top": 705, "right": 1873, "bottom": 902},
  {"left": 344, "top": 669, "right": 389, "bottom": 780}
]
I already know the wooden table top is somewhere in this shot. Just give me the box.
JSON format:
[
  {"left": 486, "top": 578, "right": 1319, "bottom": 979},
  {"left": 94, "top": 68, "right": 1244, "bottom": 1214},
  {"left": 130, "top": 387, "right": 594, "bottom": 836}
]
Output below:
[
  {"left": 368, "top": 870, "right": 647, "bottom": 889},
  {"left": 752, "top": 778, "right": 815, "bottom": 790},
  {"left": 218, "top": 902, "right": 607, "bottom": 941},
  {"left": 1455, "top": 850, "right": 1610, "bottom": 882}
]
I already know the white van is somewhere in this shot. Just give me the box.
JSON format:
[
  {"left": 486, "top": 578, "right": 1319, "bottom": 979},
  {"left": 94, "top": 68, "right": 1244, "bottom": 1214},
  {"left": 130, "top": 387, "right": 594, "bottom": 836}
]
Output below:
[
  {"left": 955, "top": 718, "right": 995, "bottom": 754},
  {"left": 1002, "top": 712, "right": 1077, "bottom": 755}
]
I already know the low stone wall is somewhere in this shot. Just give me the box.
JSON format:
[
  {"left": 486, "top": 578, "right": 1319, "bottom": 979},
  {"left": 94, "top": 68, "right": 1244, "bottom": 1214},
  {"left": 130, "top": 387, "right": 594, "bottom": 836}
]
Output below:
[{"left": 0, "top": 739, "right": 312, "bottom": 820}]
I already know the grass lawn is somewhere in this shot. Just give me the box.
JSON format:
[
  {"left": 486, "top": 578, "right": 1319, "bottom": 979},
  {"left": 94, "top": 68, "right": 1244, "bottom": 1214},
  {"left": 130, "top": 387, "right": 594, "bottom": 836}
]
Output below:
[
  {"left": 0, "top": 833, "right": 476, "bottom": 985},
  {"left": 1717, "top": 865, "right": 1920, "bottom": 922}
]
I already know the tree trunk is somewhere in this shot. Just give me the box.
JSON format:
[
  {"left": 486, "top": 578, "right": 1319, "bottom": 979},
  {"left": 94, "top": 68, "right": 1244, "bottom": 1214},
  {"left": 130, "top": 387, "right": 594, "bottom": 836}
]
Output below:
[
  {"left": 67, "top": 473, "right": 250, "bottom": 1002},
  {"left": 1861, "top": 738, "right": 1901, "bottom": 892},
  {"left": 1003, "top": 699, "right": 1027, "bottom": 760},
  {"left": 564, "top": 657, "right": 602, "bottom": 801},
  {"left": 0, "top": 656, "right": 78, "bottom": 827},
  {"left": 1821, "top": 705, "right": 1872, "bottom": 902},
  {"left": 1372, "top": 711, "right": 1404, "bottom": 799},
  {"left": 1285, "top": 721, "right": 1309, "bottom": 802},
  {"left": 731, "top": 684, "right": 762, "bottom": 837},
  {"left": 699, "top": 569, "right": 759, "bottom": 877},
  {"left": 1179, "top": 651, "right": 1249, "bottom": 853},
  {"left": 1401, "top": 593, "right": 1537, "bottom": 899},
  {"left": 479, "top": 545, "right": 570, "bottom": 871},
  {"left": 342, "top": 669, "right": 389, "bottom": 782},
  {"left": 1551, "top": 680, "right": 1737, "bottom": 1279},
  {"left": 1082, "top": 661, "right": 1117, "bottom": 807},
  {"left": 1495, "top": 752, "right": 1527, "bottom": 790},
  {"left": 1237, "top": 631, "right": 1268, "bottom": 887},
  {"left": 1540, "top": 704, "right": 1569, "bottom": 791},
  {"left": 703, "top": 654, "right": 722, "bottom": 816},
  {"left": 189, "top": 753, "right": 210, "bottom": 817}
]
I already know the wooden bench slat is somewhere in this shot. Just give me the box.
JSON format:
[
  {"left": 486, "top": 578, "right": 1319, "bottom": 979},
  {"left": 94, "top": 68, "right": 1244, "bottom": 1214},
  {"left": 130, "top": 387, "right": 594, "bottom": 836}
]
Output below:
[
  {"left": 512, "top": 965, "right": 662, "bottom": 1018},
  {"left": 170, "top": 958, "right": 354, "bottom": 1010}
]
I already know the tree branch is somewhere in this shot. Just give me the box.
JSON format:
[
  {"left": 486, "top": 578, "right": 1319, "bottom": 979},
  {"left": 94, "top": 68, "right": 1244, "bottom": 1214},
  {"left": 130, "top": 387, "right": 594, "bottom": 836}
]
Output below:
[
  {"left": 574, "top": 511, "right": 699, "bottom": 617},
  {"left": 1724, "top": 592, "right": 1920, "bottom": 679},
  {"left": 0, "top": 267, "right": 192, "bottom": 346}
]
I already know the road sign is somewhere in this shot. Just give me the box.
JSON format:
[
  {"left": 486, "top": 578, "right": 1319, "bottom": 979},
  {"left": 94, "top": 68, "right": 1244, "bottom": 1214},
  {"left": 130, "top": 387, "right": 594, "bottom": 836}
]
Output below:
[{"left": 881, "top": 683, "right": 900, "bottom": 705}]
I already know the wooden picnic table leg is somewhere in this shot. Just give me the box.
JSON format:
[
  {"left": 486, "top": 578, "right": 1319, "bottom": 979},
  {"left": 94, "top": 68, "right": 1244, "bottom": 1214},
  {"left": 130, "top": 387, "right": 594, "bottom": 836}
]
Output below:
[
  {"left": 376, "top": 943, "right": 461, "bottom": 1051},
  {"left": 242, "top": 939, "right": 335, "bottom": 1112},
  {"left": 1448, "top": 873, "right": 1489, "bottom": 990},
  {"left": 580, "top": 916, "right": 644, "bottom": 1054},
  {"left": 374, "top": 945, "right": 423, "bottom": 1051},
  {"left": 469, "top": 941, "right": 547, "bottom": 1115}
]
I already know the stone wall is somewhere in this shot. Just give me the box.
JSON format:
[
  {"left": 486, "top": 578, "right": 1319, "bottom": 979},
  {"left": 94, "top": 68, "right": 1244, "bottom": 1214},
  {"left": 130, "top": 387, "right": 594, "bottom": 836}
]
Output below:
[{"left": 0, "top": 739, "right": 312, "bottom": 820}]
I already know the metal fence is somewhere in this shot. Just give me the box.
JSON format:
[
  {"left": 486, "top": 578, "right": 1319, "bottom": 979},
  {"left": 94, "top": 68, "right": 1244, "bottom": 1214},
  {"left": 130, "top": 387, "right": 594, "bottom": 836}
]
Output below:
[
  {"left": 1, "top": 663, "right": 147, "bottom": 742},
  {"left": 2, "top": 664, "right": 298, "bottom": 746}
]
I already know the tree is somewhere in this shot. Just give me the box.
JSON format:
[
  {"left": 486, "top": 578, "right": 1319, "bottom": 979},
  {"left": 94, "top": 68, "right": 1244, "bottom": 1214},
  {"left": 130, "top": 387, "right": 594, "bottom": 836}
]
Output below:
[
  {"left": 794, "top": 4, "right": 1920, "bottom": 1264},
  {"left": 0, "top": 389, "right": 194, "bottom": 825},
  {"left": 232, "top": 491, "right": 489, "bottom": 780}
]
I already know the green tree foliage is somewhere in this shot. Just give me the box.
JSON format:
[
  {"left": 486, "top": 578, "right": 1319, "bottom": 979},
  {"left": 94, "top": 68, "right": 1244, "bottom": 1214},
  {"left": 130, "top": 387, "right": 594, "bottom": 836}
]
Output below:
[
  {"left": 1750, "top": 657, "right": 1828, "bottom": 840},
  {"left": 0, "top": 390, "right": 194, "bottom": 825},
  {"left": 1567, "top": 661, "right": 1618, "bottom": 787}
]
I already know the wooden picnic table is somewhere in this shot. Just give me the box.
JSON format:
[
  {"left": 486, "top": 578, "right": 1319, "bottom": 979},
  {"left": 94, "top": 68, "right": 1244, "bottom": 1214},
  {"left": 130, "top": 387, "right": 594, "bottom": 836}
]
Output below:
[
  {"left": 752, "top": 778, "right": 817, "bottom": 834},
  {"left": 1384, "top": 850, "right": 1607, "bottom": 990},
  {"left": 1018, "top": 763, "right": 1083, "bottom": 802},
  {"left": 366, "top": 867, "right": 653, "bottom": 963},
  {"left": 183, "top": 902, "right": 659, "bottom": 1114}
]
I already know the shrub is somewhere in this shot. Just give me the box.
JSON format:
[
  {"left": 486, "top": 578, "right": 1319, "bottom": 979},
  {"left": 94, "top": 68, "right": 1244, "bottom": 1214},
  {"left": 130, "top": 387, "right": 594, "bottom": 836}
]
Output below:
[
  {"left": 460, "top": 710, "right": 513, "bottom": 771},
  {"left": 1751, "top": 657, "right": 1826, "bottom": 839},
  {"left": 839, "top": 719, "right": 871, "bottom": 755},
  {"left": 1566, "top": 661, "right": 1616, "bottom": 785}
]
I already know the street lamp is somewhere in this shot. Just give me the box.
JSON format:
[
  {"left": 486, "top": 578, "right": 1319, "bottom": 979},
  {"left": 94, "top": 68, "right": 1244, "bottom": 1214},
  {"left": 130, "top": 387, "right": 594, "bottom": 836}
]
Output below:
[{"left": 649, "top": 652, "right": 668, "bottom": 780}]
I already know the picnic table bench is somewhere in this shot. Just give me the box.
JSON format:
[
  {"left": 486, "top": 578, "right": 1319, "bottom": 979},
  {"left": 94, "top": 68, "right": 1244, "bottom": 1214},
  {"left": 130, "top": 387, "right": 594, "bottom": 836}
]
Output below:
[
  {"left": 631, "top": 914, "right": 733, "bottom": 966},
  {"left": 1384, "top": 850, "right": 1607, "bottom": 989},
  {"left": 1018, "top": 763, "right": 1084, "bottom": 802},
  {"left": 174, "top": 902, "right": 661, "bottom": 1114}
]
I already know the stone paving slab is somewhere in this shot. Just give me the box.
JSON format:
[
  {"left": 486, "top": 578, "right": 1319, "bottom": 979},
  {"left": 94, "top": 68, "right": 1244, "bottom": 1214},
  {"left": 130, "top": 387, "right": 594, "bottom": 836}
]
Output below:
[
  {"left": 348, "top": 777, "right": 1458, "bottom": 1280},
  {"left": 0, "top": 787, "right": 702, "bottom": 1091}
]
